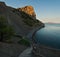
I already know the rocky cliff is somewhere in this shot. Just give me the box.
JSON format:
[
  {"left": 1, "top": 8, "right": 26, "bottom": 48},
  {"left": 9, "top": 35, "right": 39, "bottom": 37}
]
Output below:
[
  {"left": 17, "top": 6, "right": 36, "bottom": 19},
  {"left": 0, "top": 2, "right": 44, "bottom": 36},
  {"left": 0, "top": 2, "right": 7, "bottom": 14}
]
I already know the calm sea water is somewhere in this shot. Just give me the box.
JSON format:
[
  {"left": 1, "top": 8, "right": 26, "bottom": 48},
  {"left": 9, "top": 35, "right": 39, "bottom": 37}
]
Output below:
[{"left": 34, "top": 23, "right": 60, "bottom": 49}]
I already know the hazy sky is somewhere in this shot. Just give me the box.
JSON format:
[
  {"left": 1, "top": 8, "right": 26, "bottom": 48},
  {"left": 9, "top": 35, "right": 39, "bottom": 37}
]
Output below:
[{"left": 0, "top": 0, "right": 60, "bottom": 23}]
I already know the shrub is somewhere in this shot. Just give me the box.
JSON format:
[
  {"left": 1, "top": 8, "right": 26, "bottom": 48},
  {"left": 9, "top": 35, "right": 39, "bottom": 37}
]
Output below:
[
  {"left": 0, "top": 16, "right": 15, "bottom": 41},
  {"left": 18, "top": 38, "right": 30, "bottom": 46}
]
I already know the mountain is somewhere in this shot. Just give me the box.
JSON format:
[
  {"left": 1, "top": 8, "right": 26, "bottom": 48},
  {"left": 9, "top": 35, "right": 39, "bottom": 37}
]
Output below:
[
  {"left": 17, "top": 6, "right": 36, "bottom": 19},
  {"left": 0, "top": 2, "right": 44, "bottom": 36}
]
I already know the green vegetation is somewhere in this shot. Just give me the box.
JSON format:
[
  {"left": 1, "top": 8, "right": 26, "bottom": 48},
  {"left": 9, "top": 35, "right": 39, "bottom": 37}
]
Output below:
[
  {"left": 18, "top": 38, "right": 30, "bottom": 46},
  {"left": 12, "top": 9, "right": 41, "bottom": 27},
  {"left": 20, "top": 11, "right": 41, "bottom": 26},
  {"left": 23, "top": 18, "right": 40, "bottom": 26},
  {"left": 0, "top": 16, "right": 15, "bottom": 41},
  {"left": 0, "top": 16, "right": 30, "bottom": 45}
]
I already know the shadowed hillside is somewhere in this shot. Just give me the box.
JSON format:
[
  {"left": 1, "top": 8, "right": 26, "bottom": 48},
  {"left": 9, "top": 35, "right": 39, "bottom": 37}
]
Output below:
[{"left": 0, "top": 2, "right": 44, "bottom": 36}]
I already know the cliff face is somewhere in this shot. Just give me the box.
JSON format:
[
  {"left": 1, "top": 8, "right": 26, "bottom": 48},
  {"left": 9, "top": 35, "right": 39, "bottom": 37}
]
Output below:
[
  {"left": 0, "top": 2, "right": 44, "bottom": 36},
  {"left": 0, "top": 2, "right": 6, "bottom": 7},
  {"left": 17, "top": 6, "right": 36, "bottom": 19},
  {"left": 0, "top": 2, "right": 7, "bottom": 13}
]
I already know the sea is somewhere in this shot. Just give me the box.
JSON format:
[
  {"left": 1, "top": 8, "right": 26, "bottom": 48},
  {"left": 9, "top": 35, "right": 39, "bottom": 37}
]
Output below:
[{"left": 34, "top": 23, "right": 60, "bottom": 49}]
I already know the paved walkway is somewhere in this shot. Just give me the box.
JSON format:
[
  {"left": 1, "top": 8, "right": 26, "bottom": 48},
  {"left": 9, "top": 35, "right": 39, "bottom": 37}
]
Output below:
[{"left": 18, "top": 47, "right": 32, "bottom": 57}]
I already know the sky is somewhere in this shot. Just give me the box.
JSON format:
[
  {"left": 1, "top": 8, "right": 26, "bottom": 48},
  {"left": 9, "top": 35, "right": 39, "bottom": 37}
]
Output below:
[{"left": 0, "top": 0, "right": 60, "bottom": 23}]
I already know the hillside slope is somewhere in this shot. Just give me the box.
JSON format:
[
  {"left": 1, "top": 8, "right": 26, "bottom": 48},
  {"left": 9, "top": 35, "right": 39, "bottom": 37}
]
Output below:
[{"left": 0, "top": 2, "right": 44, "bottom": 36}]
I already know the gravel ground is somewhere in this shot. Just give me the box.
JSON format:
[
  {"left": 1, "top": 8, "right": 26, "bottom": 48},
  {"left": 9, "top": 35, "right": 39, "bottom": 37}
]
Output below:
[{"left": 0, "top": 42, "right": 27, "bottom": 57}]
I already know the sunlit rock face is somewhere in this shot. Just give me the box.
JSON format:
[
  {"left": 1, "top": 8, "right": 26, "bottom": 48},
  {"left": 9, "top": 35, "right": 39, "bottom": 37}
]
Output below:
[{"left": 17, "top": 6, "right": 36, "bottom": 19}]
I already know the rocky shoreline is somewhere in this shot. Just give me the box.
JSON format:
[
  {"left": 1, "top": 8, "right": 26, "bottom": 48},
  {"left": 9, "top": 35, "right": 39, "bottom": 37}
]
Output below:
[
  {"left": 32, "top": 24, "right": 45, "bottom": 38},
  {"left": 27, "top": 23, "right": 45, "bottom": 38},
  {"left": 32, "top": 44, "right": 60, "bottom": 57}
]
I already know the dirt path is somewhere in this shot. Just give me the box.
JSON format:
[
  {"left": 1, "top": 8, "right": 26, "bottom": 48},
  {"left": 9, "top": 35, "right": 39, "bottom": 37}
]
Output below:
[{"left": 18, "top": 47, "right": 32, "bottom": 57}]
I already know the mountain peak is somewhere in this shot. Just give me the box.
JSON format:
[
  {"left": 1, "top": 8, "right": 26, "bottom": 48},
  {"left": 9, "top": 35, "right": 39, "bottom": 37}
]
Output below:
[{"left": 17, "top": 6, "right": 36, "bottom": 19}]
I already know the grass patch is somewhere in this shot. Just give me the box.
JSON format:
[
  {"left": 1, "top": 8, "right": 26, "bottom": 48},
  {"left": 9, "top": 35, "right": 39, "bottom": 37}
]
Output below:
[{"left": 18, "top": 38, "right": 30, "bottom": 46}]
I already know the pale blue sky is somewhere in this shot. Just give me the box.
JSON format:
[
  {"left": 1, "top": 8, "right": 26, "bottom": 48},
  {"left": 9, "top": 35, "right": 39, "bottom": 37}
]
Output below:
[{"left": 0, "top": 0, "right": 60, "bottom": 23}]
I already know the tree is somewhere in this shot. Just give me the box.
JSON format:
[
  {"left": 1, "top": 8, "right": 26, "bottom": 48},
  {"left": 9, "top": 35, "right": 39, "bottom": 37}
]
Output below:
[{"left": 0, "top": 16, "right": 15, "bottom": 41}]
